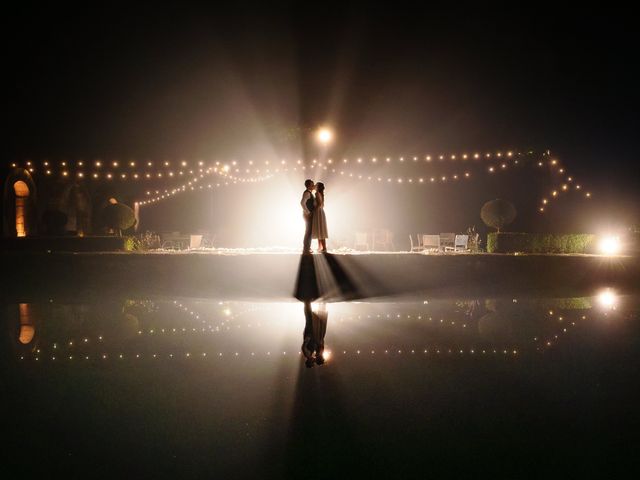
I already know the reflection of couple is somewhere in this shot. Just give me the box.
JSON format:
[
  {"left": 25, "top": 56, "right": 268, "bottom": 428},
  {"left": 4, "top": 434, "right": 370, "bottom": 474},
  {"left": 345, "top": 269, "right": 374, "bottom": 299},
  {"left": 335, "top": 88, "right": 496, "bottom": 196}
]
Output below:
[
  {"left": 300, "top": 179, "right": 328, "bottom": 254},
  {"left": 302, "top": 301, "right": 328, "bottom": 368}
]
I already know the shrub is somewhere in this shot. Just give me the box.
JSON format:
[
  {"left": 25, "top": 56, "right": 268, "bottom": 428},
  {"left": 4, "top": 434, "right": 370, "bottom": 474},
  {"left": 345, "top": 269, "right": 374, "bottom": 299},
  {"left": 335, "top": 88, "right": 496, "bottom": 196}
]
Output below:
[
  {"left": 124, "top": 231, "right": 161, "bottom": 251},
  {"left": 481, "top": 199, "right": 516, "bottom": 232},
  {"left": 124, "top": 236, "right": 140, "bottom": 251},
  {"left": 487, "top": 232, "right": 596, "bottom": 253},
  {"left": 465, "top": 226, "right": 482, "bottom": 252}
]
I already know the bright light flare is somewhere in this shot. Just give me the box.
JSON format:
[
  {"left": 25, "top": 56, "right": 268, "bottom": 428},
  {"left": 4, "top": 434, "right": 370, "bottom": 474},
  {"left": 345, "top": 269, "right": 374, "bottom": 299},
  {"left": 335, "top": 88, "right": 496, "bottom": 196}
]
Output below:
[
  {"left": 322, "top": 350, "right": 331, "bottom": 361},
  {"left": 598, "top": 236, "right": 621, "bottom": 256},
  {"left": 597, "top": 289, "right": 618, "bottom": 310},
  {"left": 316, "top": 127, "right": 334, "bottom": 145}
]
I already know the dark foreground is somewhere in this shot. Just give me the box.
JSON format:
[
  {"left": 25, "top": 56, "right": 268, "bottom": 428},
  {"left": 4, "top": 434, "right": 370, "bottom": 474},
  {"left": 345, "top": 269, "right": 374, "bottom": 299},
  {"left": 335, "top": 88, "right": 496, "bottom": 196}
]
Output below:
[{"left": 2, "top": 288, "right": 639, "bottom": 478}]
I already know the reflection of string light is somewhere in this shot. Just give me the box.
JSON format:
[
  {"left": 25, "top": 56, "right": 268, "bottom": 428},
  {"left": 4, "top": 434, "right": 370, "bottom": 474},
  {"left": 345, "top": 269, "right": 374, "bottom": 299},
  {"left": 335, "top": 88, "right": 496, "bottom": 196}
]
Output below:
[
  {"left": 534, "top": 308, "right": 585, "bottom": 350},
  {"left": 22, "top": 346, "right": 521, "bottom": 362}
]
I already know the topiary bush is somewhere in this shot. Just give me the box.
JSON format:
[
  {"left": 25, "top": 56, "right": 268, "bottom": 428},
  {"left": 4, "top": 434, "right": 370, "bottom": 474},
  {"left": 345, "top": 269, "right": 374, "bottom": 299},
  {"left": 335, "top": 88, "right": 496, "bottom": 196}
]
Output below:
[
  {"left": 101, "top": 203, "right": 136, "bottom": 236},
  {"left": 481, "top": 199, "right": 517, "bottom": 232}
]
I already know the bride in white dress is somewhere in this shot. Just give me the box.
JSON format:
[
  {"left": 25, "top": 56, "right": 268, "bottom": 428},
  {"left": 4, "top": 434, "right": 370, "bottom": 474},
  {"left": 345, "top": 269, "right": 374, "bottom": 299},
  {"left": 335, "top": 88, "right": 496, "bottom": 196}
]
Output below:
[{"left": 312, "top": 182, "right": 328, "bottom": 252}]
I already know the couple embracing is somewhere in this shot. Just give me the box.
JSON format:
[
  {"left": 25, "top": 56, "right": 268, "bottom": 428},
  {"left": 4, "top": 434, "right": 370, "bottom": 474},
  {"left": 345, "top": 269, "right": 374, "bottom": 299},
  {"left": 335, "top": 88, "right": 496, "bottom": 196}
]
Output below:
[{"left": 300, "top": 179, "right": 328, "bottom": 254}]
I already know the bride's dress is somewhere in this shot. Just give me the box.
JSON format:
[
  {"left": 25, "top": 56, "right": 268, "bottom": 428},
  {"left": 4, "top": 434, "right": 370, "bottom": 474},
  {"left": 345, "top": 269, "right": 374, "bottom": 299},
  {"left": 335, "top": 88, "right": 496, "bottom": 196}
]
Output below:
[{"left": 311, "top": 192, "right": 328, "bottom": 239}]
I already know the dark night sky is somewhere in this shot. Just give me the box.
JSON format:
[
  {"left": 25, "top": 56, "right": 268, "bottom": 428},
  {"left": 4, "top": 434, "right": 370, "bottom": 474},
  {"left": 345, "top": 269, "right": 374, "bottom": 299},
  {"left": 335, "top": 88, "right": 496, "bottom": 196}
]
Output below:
[{"left": 5, "top": 5, "right": 639, "bottom": 233}]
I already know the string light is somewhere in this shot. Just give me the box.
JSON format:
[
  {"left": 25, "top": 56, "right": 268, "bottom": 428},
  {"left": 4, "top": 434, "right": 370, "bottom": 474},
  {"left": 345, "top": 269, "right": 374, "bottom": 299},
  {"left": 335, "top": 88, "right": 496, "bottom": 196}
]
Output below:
[{"left": 9, "top": 149, "right": 590, "bottom": 213}]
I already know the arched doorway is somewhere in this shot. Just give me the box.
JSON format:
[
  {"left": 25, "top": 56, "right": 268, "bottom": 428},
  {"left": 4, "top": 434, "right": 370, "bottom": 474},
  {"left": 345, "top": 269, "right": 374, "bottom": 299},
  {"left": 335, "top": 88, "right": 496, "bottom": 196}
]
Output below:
[
  {"left": 3, "top": 168, "right": 37, "bottom": 237},
  {"left": 13, "top": 181, "right": 30, "bottom": 237}
]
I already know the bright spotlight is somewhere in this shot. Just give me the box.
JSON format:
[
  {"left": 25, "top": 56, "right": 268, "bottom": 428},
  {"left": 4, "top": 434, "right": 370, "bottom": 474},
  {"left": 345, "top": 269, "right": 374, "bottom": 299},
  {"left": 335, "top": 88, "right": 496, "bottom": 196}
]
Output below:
[
  {"left": 597, "top": 289, "right": 618, "bottom": 310},
  {"left": 598, "top": 236, "right": 621, "bottom": 256},
  {"left": 316, "top": 127, "right": 334, "bottom": 145},
  {"left": 322, "top": 350, "right": 331, "bottom": 361}
]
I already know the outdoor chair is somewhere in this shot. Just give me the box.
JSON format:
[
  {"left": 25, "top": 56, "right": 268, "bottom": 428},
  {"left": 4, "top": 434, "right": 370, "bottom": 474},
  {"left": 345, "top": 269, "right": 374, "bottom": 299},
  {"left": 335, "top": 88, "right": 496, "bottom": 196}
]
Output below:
[
  {"left": 354, "top": 232, "right": 370, "bottom": 251},
  {"left": 439, "top": 232, "right": 456, "bottom": 251},
  {"left": 189, "top": 234, "right": 203, "bottom": 249},
  {"left": 161, "top": 240, "right": 182, "bottom": 250},
  {"left": 410, "top": 234, "right": 425, "bottom": 252},
  {"left": 422, "top": 235, "right": 441, "bottom": 253},
  {"left": 160, "top": 231, "right": 189, "bottom": 250},
  {"left": 373, "top": 229, "right": 394, "bottom": 251},
  {"left": 445, "top": 234, "right": 469, "bottom": 253},
  {"left": 201, "top": 233, "right": 216, "bottom": 249}
]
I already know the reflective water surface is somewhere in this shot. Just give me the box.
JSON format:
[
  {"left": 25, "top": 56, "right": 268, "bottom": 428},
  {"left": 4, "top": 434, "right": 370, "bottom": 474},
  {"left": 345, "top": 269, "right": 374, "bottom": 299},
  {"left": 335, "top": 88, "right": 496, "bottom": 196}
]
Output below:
[{"left": 2, "top": 291, "right": 639, "bottom": 477}]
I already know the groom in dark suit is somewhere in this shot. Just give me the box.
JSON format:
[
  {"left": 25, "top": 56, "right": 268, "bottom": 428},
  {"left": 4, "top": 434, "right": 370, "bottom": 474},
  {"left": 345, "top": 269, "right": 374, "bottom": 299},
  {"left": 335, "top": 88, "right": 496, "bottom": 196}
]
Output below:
[{"left": 300, "top": 179, "right": 315, "bottom": 254}]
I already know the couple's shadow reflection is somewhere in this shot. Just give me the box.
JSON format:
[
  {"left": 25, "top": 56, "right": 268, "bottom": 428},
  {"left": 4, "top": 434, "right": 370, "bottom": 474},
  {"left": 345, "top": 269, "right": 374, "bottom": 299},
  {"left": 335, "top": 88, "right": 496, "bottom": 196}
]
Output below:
[
  {"left": 293, "top": 253, "right": 362, "bottom": 303},
  {"left": 294, "top": 252, "right": 364, "bottom": 368}
]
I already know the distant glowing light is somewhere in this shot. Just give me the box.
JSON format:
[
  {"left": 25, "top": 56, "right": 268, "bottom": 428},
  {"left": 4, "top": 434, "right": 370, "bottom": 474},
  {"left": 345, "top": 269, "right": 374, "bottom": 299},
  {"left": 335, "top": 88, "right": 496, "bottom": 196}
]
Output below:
[
  {"left": 598, "top": 236, "right": 621, "bottom": 256},
  {"left": 316, "top": 127, "right": 334, "bottom": 145}
]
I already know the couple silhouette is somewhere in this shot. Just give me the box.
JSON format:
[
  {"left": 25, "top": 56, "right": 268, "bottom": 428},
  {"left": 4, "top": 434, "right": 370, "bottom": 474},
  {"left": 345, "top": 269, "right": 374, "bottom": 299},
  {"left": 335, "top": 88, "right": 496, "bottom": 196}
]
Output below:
[
  {"left": 301, "top": 301, "right": 328, "bottom": 368},
  {"left": 300, "top": 179, "right": 328, "bottom": 254}
]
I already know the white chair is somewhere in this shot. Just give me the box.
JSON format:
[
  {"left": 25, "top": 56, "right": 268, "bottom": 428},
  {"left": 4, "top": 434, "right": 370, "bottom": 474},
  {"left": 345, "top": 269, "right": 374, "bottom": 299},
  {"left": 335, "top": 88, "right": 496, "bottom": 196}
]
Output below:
[
  {"left": 189, "top": 234, "right": 203, "bottom": 249},
  {"left": 201, "top": 233, "right": 216, "bottom": 249},
  {"left": 161, "top": 231, "right": 187, "bottom": 250},
  {"left": 373, "top": 229, "right": 394, "bottom": 251},
  {"left": 439, "top": 232, "right": 456, "bottom": 251},
  {"left": 410, "top": 234, "right": 425, "bottom": 252},
  {"left": 445, "top": 234, "right": 469, "bottom": 253},
  {"left": 354, "top": 232, "right": 370, "bottom": 251},
  {"left": 422, "top": 235, "right": 441, "bottom": 253}
]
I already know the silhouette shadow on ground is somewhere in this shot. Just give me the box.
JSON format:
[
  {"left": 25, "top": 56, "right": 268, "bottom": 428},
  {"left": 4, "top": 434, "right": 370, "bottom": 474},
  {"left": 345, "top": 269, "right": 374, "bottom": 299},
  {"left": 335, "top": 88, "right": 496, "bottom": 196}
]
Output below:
[{"left": 293, "top": 253, "right": 368, "bottom": 302}]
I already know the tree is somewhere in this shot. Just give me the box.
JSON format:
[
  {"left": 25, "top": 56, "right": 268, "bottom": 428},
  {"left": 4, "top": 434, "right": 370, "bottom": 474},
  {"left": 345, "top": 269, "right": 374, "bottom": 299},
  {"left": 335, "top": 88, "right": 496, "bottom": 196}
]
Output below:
[
  {"left": 481, "top": 199, "right": 516, "bottom": 232},
  {"left": 101, "top": 202, "right": 136, "bottom": 236}
]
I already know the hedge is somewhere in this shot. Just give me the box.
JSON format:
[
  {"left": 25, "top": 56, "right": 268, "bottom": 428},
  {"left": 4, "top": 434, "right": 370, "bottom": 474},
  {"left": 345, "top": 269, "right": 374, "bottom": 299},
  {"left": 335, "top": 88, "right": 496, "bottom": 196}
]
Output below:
[{"left": 487, "top": 232, "right": 596, "bottom": 254}]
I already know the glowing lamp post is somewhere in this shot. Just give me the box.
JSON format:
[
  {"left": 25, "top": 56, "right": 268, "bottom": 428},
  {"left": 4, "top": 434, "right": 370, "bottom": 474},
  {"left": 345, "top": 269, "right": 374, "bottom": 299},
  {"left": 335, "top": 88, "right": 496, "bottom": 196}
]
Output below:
[{"left": 598, "top": 236, "right": 621, "bottom": 256}]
